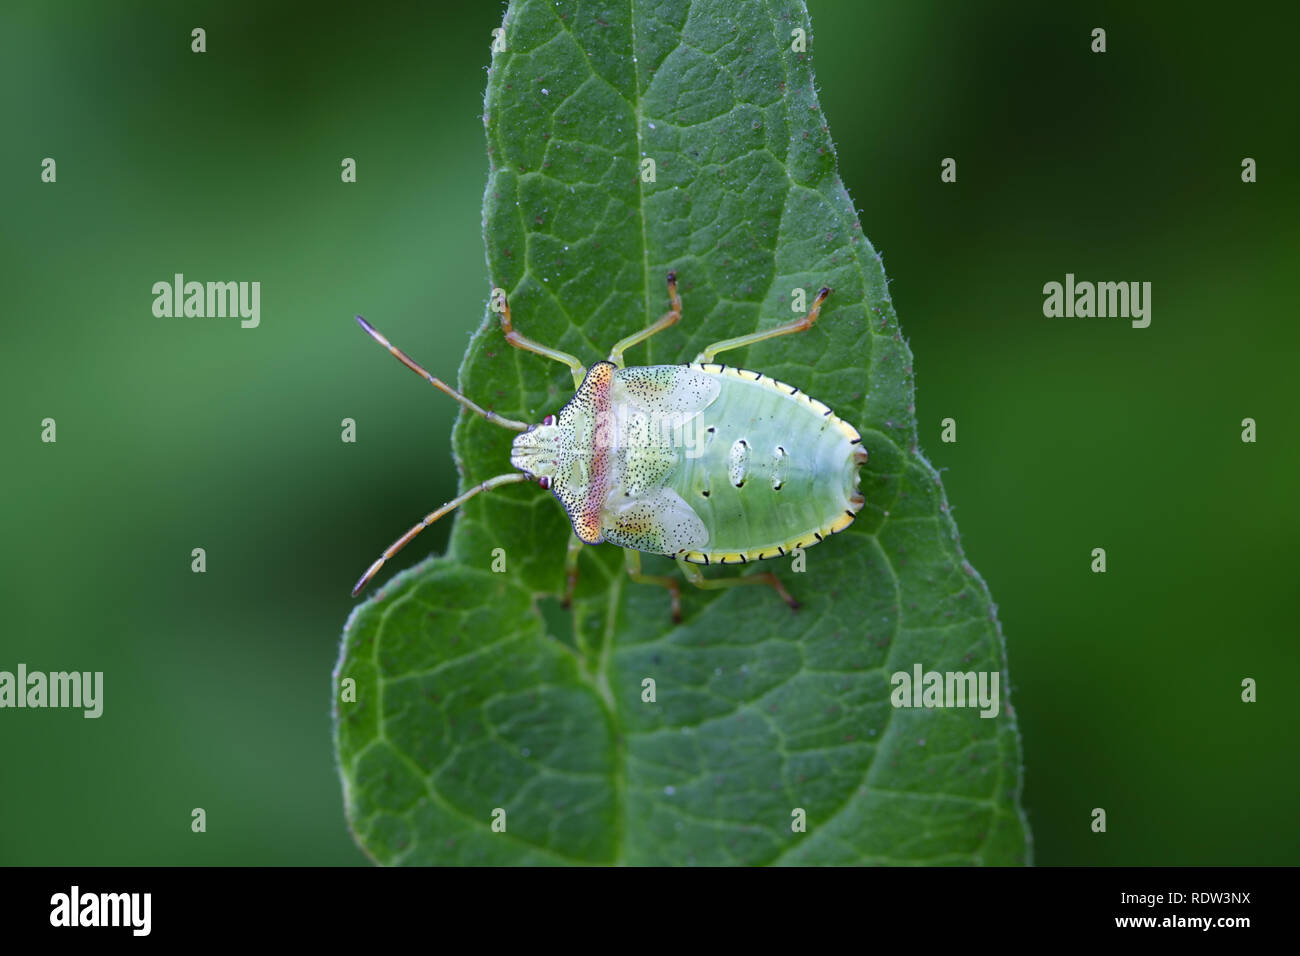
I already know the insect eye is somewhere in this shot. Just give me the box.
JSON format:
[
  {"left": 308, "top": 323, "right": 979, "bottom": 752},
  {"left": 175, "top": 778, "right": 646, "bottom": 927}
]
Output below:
[
  {"left": 538, "top": 476, "right": 551, "bottom": 490},
  {"left": 543, "top": 414, "right": 556, "bottom": 426}
]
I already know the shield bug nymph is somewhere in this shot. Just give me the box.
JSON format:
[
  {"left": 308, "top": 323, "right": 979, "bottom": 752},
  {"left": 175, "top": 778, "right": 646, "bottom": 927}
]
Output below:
[{"left": 353, "top": 273, "right": 867, "bottom": 620}]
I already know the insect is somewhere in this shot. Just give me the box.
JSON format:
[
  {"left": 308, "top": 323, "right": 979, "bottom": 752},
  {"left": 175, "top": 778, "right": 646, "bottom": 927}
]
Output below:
[{"left": 353, "top": 272, "right": 867, "bottom": 620}]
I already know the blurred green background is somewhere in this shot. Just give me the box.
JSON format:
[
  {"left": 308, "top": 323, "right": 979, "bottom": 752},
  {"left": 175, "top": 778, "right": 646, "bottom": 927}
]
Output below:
[{"left": 2, "top": 0, "right": 1296, "bottom": 865}]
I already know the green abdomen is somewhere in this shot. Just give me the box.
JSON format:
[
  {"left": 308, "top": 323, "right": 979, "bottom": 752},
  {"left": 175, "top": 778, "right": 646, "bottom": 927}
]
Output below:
[{"left": 667, "top": 363, "right": 863, "bottom": 564}]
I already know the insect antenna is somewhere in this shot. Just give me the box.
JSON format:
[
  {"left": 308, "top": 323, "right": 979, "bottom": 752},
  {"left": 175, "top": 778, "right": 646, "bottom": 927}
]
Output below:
[
  {"left": 355, "top": 315, "right": 530, "bottom": 431},
  {"left": 352, "top": 472, "right": 530, "bottom": 596}
]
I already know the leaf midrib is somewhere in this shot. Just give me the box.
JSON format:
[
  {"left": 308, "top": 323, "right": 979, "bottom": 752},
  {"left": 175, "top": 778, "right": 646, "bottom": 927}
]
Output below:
[{"left": 557, "top": 0, "right": 874, "bottom": 866}]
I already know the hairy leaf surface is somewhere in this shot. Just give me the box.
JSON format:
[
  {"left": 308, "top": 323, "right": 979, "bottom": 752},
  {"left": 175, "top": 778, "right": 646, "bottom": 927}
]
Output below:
[{"left": 335, "top": 0, "right": 1030, "bottom": 866}]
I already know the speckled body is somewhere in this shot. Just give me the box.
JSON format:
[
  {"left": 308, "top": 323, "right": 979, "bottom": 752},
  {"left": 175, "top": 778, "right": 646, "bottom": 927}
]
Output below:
[
  {"left": 351, "top": 276, "right": 857, "bottom": 605},
  {"left": 510, "top": 359, "right": 865, "bottom": 564}
]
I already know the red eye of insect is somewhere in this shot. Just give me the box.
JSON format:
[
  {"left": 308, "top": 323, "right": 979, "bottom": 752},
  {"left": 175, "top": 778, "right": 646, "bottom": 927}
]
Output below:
[
  {"left": 538, "top": 476, "right": 551, "bottom": 490},
  {"left": 543, "top": 415, "right": 556, "bottom": 426}
]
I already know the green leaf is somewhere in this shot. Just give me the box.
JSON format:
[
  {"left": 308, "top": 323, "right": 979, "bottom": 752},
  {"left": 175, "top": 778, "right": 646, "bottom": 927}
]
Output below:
[{"left": 334, "top": 0, "right": 1030, "bottom": 865}]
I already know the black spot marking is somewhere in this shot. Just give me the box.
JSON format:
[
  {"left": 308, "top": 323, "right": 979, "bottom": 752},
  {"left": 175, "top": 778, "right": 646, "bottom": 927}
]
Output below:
[
  {"left": 850, "top": 437, "right": 862, "bottom": 445},
  {"left": 777, "top": 546, "right": 786, "bottom": 556},
  {"left": 701, "top": 489, "right": 710, "bottom": 498},
  {"left": 814, "top": 532, "right": 823, "bottom": 542}
]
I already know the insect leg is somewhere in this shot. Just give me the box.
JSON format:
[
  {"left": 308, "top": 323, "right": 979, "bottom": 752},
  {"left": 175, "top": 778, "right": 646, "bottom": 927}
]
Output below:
[
  {"left": 607, "top": 271, "right": 682, "bottom": 367},
  {"left": 497, "top": 290, "right": 587, "bottom": 389},
  {"left": 676, "top": 557, "right": 800, "bottom": 611},
  {"left": 693, "top": 286, "right": 831, "bottom": 364},
  {"left": 625, "top": 550, "right": 682, "bottom": 623},
  {"left": 356, "top": 316, "right": 530, "bottom": 431},
  {"left": 562, "top": 532, "right": 584, "bottom": 608}
]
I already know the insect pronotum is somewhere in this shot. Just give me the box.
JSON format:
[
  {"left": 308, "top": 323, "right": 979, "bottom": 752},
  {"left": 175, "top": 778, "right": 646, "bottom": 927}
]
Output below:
[{"left": 353, "top": 273, "right": 867, "bottom": 620}]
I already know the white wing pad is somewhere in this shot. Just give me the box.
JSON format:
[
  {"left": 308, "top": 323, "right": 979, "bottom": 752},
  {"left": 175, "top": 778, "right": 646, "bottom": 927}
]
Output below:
[{"left": 601, "top": 487, "right": 709, "bottom": 556}]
